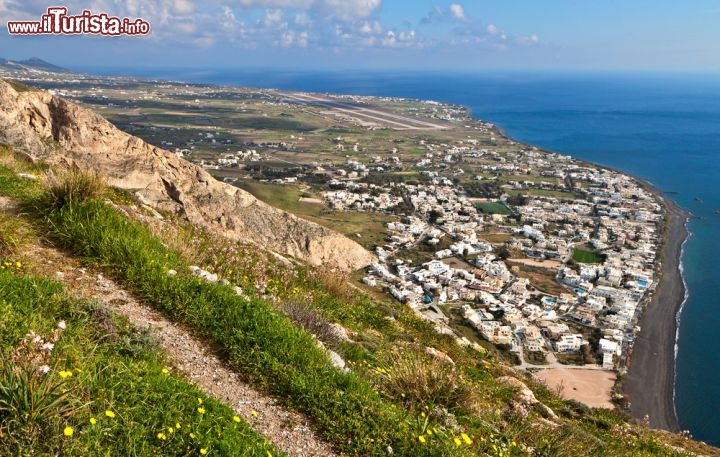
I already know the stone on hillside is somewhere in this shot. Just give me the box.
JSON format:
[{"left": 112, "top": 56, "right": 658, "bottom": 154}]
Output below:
[
  {"left": 425, "top": 346, "right": 455, "bottom": 366},
  {"left": 328, "top": 323, "right": 352, "bottom": 342},
  {"left": 328, "top": 350, "right": 349, "bottom": 373}
]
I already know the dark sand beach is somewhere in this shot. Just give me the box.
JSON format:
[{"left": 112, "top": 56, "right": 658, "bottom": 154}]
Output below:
[{"left": 624, "top": 195, "right": 688, "bottom": 431}]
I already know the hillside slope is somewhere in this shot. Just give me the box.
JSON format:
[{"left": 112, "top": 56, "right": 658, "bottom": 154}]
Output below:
[{"left": 0, "top": 79, "right": 374, "bottom": 272}]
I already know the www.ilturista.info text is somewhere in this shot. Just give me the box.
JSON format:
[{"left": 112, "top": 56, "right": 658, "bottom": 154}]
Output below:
[{"left": 7, "top": 7, "right": 150, "bottom": 36}]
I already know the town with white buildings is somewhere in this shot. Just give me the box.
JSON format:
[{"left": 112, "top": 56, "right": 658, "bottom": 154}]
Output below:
[{"left": 320, "top": 141, "right": 663, "bottom": 372}]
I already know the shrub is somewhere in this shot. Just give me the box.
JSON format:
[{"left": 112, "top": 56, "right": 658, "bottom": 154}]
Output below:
[{"left": 40, "top": 169, "right": 105, "bottom": 210}]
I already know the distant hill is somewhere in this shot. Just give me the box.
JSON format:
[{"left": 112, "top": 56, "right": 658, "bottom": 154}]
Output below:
[{"left": 0, "top": 56, "right": 69, "bottom": 73}]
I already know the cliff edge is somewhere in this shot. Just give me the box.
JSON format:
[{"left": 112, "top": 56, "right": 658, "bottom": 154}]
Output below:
[{"left": 0, "top": 79, "right": 375, "bottom": 271}]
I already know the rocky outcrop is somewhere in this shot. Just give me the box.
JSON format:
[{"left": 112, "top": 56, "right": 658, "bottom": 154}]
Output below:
[
  {"left": 0, "top": 79, "right": 375, "bottom": 271},
  {"left": 499, "top": 376, "right": 558, "bottom": 421}
]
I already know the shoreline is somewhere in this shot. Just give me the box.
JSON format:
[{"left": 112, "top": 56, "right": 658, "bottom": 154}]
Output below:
[
  {"left": 486, "top": 124, "right": 688, "bottom": 430},
  {"left": 24, "top": 68, "right": 690, "bottom": 431},
  {"left": 623, "top": 189, "right": 688, "bottom": 431}
]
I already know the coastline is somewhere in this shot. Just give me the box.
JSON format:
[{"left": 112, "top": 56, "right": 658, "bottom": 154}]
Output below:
[
  {"left": 486, "top": 123, "right": 688, "bottom": 430},
  {"left": 27, "top": 67, "right": 692, "bottom": 431},
  {"left": 623, "top": 190, "right": 688, "bottom": 431}
]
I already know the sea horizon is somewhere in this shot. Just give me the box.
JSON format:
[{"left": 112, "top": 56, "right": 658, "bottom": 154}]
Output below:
[{"left": 79, "top": 67, "right": 720, "bottom": 445}]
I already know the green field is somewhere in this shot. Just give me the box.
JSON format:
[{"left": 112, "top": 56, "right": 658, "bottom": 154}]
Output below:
[
  {"left": 238, "top": 181, "right": 395, "bottom": 250},
  {"left": 572, "top": 248, "right": 604, "bottom": 264},
  {"left": 474, "top": 201, "right": 511, "bottom": 215}
]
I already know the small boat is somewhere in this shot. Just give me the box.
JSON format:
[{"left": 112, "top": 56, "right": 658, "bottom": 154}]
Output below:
[{"left": 693, "top": 197, "right": 703, "bottom": 203}]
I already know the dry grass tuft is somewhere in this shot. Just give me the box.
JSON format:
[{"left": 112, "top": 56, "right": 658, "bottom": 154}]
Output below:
[
  {"left": 373, "top": 349, "right": 463, "bottom": 408},
  {"left": 40, "top": 169, "right": 106, "bottom": 209},
  {"left": 312, "top": 267, "right": 356, "bottom": 302}
]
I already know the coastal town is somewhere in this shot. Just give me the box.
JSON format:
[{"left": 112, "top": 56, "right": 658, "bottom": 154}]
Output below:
[
  {"left": 3, "top": 66, "right": 666, "bottom": 397},
  {"left": 314, "top": 140, "right": 662, "bottom": 374},
  {"left": 185, "top": 97, "right": 663, "bottom": 377}
]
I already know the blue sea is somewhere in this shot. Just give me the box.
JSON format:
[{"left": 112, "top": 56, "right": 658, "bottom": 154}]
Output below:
[{"left": 88, "top": 67, "right": 720, "bottom": 444}]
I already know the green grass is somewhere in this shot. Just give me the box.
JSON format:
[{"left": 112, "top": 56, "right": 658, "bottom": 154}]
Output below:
[
  {"left": 475, "top": 202, "right": 511, "bottom": 215},
  {"left": 0, "top": 269, "right": 279, "bottom": 457},
  {"left": 572, "top": 248, "right": 604, "bottom": 264},
  {"left": 32, "top": 198, "right": 472, "bottom": 456},
  {"left": 0, "top": 164, "right": 42, "bottom": 200},
  {"left": 0, "top": 158, "right": 708, "bottom": 456},
  {"left": 238, "top": 181, "right": 396, "bottom": 250}
]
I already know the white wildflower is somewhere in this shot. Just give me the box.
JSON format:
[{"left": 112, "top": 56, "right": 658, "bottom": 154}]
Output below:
[
  {"left": 58, "top": 320, "right": 67, "bottom": 330},
  {"left": 41, "top": 342, "right": 55, "bottom": 351},
  {"left": 39, "top": 365, "right": 51, "bottom": 374}
]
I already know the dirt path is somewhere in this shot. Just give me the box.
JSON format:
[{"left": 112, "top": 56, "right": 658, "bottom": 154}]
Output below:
[{"left": 1, "top": 198, "right": 339, "bottom": 457}]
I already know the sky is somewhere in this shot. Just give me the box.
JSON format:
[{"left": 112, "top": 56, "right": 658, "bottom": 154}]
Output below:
[{"left": 2, "top": 0, "right": 720, "bottom": 72}]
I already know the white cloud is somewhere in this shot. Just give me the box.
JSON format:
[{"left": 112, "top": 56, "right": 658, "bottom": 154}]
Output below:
[
  {"left": 381, "top": 28, "right": 416, "bottom": 48},
  {"left": 514, "top": 33, "right": 542, "bottom": 46},
  {"left": 297, "top": 31, "right": 308, "bottom": 47},
  {"left": 360, "top": 20, "right": 382, "bottom": 35},
  {"left": 193, "top": 36, "right": 216, "bottom": 47},
  {"left": 486, "top": 23, "right": 498, "bottom": 35},
  {"left": 294, "top": 12, "right": 311, "bottom": 26},
  {"left": 449, "top": 3, "right": 465, "bottom": 21},
  {"left": 321, "top": 0, "right": 380, "bottom": 20},
  {"left": 172, "top": 0, "right": 194, "bottom": 15},
  {"left": 263, "top": 8, "right": 284, "bottom": 26},
  {"left": 227, "top": 0, "right": 380, "bottom": 21},
  {"left": 279, "top": 30, "right": 295, "bottom": 46},
  {"left": 233, "top": 0, "right": 314, "bottom": 7}
]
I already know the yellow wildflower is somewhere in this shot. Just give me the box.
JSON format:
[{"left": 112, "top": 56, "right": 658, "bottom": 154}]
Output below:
[
  {"left": 200, "top": 449, "right": 208, "bottom": 455},
  {"left": 63, "top": 426, "right": 73, "bottom": 437},
  {"left": 162, "top": 368, "right": 170, "bottom": 374},
  {"left": 267, "top": 452, "right": 273, "bottom": 457},
  {"left": 198, "top": 407, "right": 206, "bottom": 414},
  {"left": 168, "top": 427, "right": 174, "bottom": 434},
  {"left": 461, "top": 433, "right": 473, "bottom": 445},
  {"left": 233, "top": 416, "right": 241, "bottom": 423},
  {"left": 157, "top": 432, "right": 167, "bottom": 440},
  {"left": 90, "top": 417, "right": 97, "bottom": 425},
  {"left": 105, "top": 410, "right": 116, "bottom": 418},
  {"left": 16, "top": 261, "right": 21, "bottom": 268},
  {"left": 427, "top": 429, "right": 433, "bottom": 436},
  {"left": 251, "top": 410, "right": 258, "bottom": 417},
  {"left": 198, "top": 397, "right": 203, "bottom": 404},
  {"left": 454, "top": 437, "right": 462, "bottom": 447},
  {"left": 418, "top": 435, "right": 426, "bottom": 443},
  {"left": 176, "top": 422, "right": 181, "bottom": 429},
  {"left": 59, "top": 370, "right": 73, "bottom": 378},
  {"left": 190, "top": 433, "right": 196, "bottom": 439}
]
